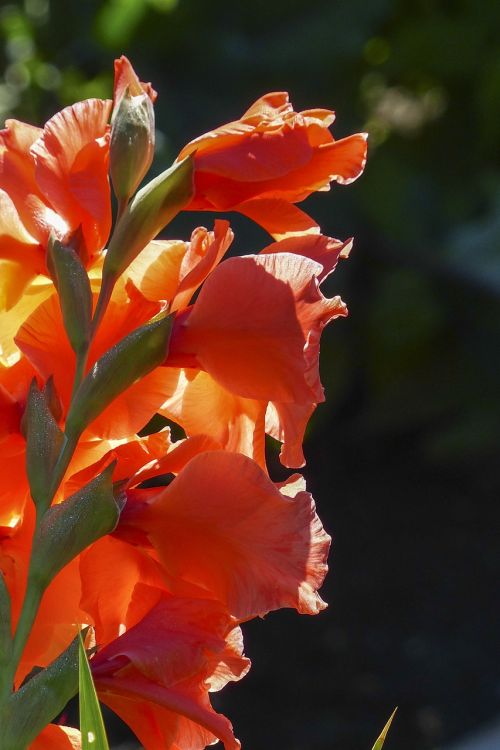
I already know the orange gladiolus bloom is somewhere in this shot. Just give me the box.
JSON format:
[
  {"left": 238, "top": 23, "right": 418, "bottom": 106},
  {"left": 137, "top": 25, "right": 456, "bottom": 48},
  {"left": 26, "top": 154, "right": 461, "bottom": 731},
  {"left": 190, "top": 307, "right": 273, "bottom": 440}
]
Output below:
[
  {"left": 0, "top": 56, "right": 366, "bottom": 748},
  {"left": 178, "top": 92, "right": 367, "bottom": 238},
  {"left": 0, "top": 98, "right": 111, "bottom": 309},
  {"left": 165, "top": 248, "right": 347, "bottom": 466},
  {"left": 117, "top": 451, "right": 330, "bottom": 620},
  {"left": 91, "top": 592, "right": 249, "bottom": 750}
]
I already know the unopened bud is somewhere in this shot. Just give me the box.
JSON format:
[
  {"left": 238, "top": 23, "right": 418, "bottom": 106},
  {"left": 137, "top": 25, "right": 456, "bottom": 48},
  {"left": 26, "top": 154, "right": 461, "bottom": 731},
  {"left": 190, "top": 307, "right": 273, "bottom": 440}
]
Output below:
[{"left": 110, "top": 87, "right": 155, "bottom": 203}]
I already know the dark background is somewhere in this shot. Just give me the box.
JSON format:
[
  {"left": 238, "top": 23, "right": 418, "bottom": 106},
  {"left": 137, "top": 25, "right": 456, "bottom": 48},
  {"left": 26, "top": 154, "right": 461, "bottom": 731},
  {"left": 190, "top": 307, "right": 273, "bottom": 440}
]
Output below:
[{"left": 1, "top": 1, "right": 499, "bottom": 748}]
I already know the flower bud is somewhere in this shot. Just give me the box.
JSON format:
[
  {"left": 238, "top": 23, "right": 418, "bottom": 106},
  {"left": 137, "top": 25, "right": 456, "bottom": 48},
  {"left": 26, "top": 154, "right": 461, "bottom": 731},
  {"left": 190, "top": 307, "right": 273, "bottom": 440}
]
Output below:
[
  {"left": 22, "top": 378, "right": 64, "bottom": 514},
  {"left": 2, "top": 630, "right": 86, "bottom": 748},
  {"left": 110, "top": 86, "right": 155, "bottom": 204},
  {"left": 31, "top": 464, "right": 120, "bottom": 588},
  {"left": 66, "top": 313, "right": 173, "bottom": 440},
  {"left": 47, "top": 236, "right": 93, "bottom": 356}
]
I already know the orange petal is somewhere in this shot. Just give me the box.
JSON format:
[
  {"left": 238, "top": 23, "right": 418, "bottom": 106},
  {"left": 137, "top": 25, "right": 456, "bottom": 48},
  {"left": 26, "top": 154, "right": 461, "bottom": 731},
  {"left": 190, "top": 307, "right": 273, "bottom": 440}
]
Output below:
[
  {"left": 31, "top": 98, "right": 112, "bottom": 257},
  {"left": 16, "top": 287, "right": 163, "bottom": 432},
  {"left": 92, "top": 594, "right": 247, "bottom": 750},
  {"left": 236, "top": 198, "right": 319, "bottom": 240},
  {"left": 119, "top": 451, "right": 330, "bottom": 619},
  {"left": 30, "top": 724, "right": 81, "bottom": 750},
  {"left": 126, "top": 239, "right": 189, "bottom": 302},
  {"left": 80, "top": 537, "right": 167, "bottom": 645},
  {"left": 0, "top": 189, "right": 42, "bottom": 309},
  {"left": 260, "top": 233, "right": 352, "bottom": 280},
  {"left": 168, "top": 253, "right": 347, "bottom": 404},
  {"left": 114, "top": 55, "right": 157, "bottom": 103},
  {"left": 159, "top": 368, "right": 266, "bottom": 468},
  {"left": 265, "top": 400, "right": 316, "bottom": 469},
  {"left": 180, "top": 92, "right": 366, "bottom": 216}
]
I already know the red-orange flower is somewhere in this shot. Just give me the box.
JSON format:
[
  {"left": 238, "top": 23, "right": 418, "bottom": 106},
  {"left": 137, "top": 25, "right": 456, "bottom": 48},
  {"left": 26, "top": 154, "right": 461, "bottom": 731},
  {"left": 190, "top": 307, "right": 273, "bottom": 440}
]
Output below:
[
  {"left": 92, "top": 592, "right": 249, "bottom": 750},
  {"left": 118, "top": 451, "right": 330, "bottom": 620},
  {"left": 165, "top": 249, "right": 347, "bottom": 466},
  {"left": 178, "top": 92, "right": 367, "bottom": 238},
  {"left": 0, "top": 98, "right": 111, "bottom": 309}
]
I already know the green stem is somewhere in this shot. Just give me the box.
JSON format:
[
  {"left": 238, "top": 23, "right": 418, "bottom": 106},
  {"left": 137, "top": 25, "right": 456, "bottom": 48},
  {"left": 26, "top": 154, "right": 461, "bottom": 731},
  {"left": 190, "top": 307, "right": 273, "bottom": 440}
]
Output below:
[
  {"left": 69, "top": 347, "right": 88, "bottom": 405},
  {"left": 9, "top": 577, "right": 44, "bottom": 679},
  {"left": 90, "top": 272, "right": 115, "bottom": 341},
  {"left": 1, "top": 560, "right": 45, "bottom": 700},
  {"left": 47, "top": 433, "right": 78, "bottom": 502}
]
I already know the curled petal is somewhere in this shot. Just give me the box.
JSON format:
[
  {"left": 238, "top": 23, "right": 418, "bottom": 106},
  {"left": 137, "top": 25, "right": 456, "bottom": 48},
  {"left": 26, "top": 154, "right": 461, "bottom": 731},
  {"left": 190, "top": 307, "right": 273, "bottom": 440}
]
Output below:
[
  {"left": 126, "top": 220, "right": 233, "bottom": 311},
  {"left": 92, "top": 594, "right": 248, "bottom": 750},
  {"left": 119, "top": 451, "right": 330, "bottom": 619},
  {"left": 31, "top": 98, "right": 112, "bottom": 257},
  {"left": 167, "top": 253, "right": 347, "bottom": 404},
  {"left": 114, "top": 55, "right": 157, "bottom": 104},
  {"left": 260, "top": 232, "right": 352, "bottom": 281}
]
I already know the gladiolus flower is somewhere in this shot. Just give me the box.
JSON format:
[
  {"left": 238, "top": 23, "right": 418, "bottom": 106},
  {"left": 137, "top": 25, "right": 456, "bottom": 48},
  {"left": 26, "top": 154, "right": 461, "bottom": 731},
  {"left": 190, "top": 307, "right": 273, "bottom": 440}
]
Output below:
[
  {"left": 91, "top": 592, "right": 249, "bottom": 750},
  {"left": 178, "top": 92, "right": 367, "bottom": 238},
  {"left": 0, "top": 98, "right": 111, "bottom": 308},
  {"left": 165, "top": 250, "right": 347, "bottom": 466},
  {"left": 117, "top": 451, "right": 330, "bottom": 620}
]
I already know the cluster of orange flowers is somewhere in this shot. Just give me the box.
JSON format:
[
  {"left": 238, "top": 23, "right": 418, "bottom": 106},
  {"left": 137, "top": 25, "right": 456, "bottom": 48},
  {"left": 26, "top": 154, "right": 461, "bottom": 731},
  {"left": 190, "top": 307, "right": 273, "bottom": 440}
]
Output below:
[{"left": 0, "top": 58, "right": 366, "bottom": 748}]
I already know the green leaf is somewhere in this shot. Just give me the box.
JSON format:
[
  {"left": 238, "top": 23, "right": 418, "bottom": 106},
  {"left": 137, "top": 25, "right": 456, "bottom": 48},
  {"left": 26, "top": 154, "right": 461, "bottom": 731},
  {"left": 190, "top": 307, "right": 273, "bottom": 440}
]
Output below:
[
  {"left": 65, "top": 313, "right": 173, "bottom": 439},
  {"left": 2, "top": 630, "right": 85, "bottom": 749},
  {"left": 371, "top": 708, "right": 397, "bottom": 750},
  {"left": 79, "top": 630, "right": 110, "bottom": 750},
  {"left": 47, "top": 237, "right": 93, "bottom": 355},
  {"left": 22, "top": 379, "right": 64, "bottom": 514},
  {"left": 30, "top": 463, "right": 120, "bottom": 589}
]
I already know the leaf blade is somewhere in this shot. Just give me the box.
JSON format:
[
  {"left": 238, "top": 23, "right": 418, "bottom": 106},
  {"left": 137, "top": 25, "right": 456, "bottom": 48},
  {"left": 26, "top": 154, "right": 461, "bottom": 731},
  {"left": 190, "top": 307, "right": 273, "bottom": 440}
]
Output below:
[
  {"left": 372, "top": 708, "right": 397, "bottom": 750},
  {"left": 79, "top": 630, "right": 110, "bottom": 750}
]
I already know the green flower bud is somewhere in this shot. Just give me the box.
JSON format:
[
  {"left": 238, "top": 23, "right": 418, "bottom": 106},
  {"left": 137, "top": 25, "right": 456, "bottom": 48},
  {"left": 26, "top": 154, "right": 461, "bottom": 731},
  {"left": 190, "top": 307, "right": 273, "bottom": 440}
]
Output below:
[
  {"left": 110, "top": 86, "right": 155, "bottom": 204},
  {"left": 47, "top": 237, "right": 93, "bottom": 356},
  {"left": 66, "top": 313, "right": 172, "bottom": 440},
  {"left": 2, "top": 630, "right": 87, "bottom": 749},
  {"left": 22, "top": 379, "right": 64, "bottom": 514},
  {"left": 30, "top": 464, "right": 120, "bottom": 589}
]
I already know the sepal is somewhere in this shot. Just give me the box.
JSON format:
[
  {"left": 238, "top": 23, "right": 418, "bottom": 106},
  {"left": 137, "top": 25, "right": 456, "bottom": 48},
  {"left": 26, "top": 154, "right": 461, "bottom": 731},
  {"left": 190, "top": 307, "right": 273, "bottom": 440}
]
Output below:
[
  {"left": 22, "top": 379, "right": 64, "bottom": 514},
  {"left": 47, "top": 237, "right": 93, "bottom": 356},
  {"left": 1, "top": 629, "right": 87, "bottom": 749},
  {"left": 66, "top": 313, "right": 172, "bottom": 439},
  {"left": 30, "top": 464, "right": 120, "bottom": 588},
  {"left": 0, "top": 573, "right": 12, "bottom": 673}
]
